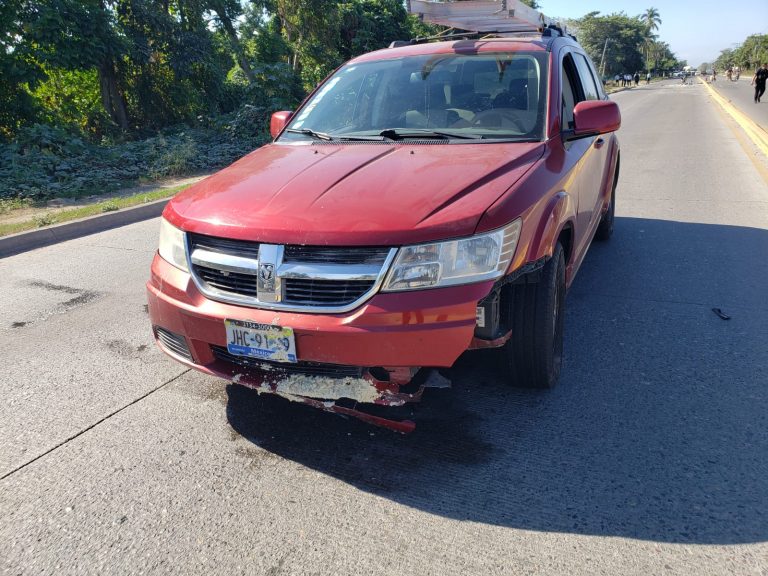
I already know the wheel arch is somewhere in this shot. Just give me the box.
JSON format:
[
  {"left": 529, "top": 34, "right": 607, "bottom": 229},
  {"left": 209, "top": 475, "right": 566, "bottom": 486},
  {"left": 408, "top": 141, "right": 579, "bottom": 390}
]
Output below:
[{"left": 526, "top": 190, "right": 576, "bottom": 265}]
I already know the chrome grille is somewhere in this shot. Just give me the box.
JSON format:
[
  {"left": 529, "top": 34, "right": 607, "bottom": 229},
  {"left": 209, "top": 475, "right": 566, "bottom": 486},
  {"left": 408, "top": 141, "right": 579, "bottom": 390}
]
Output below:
[
  {"left": 212, "top": 345, "right": 362, "bottom": 378},
  {"left": 194, "top": 265, "right": 258, "bottom": 297},
  {"left": 189, "top": 233, "right": 259, "bottom": 259},
  {"left": 284, "top": 278, "right": 374, "bottom": 306},
  {"left": 186, "top": 234, "right": 396, "bottom": 313},
  {"left": 283, "top": 246, "right": 390, "bottom": 265}
]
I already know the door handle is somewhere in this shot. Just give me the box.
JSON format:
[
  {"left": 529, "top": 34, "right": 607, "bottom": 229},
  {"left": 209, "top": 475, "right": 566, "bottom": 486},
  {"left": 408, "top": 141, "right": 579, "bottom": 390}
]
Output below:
[{"left": 594, "top": 138, "right": 605, "bottom": 149}]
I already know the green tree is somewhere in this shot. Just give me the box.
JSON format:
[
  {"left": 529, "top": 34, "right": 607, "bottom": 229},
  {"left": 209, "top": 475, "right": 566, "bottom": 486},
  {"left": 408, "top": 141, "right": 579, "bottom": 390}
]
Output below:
[
  {"left": 729, "top": 34, "right": 768, "bottom": 71},
  {"left": 208, "top": 0, "right": 256, "bottom": 83},
  {"left": 714, "top": 48, "right": 735, "bottom": 72},
  {"left": 272, "top": 0, "right": 425, "bottom": 90},
  {"left": 572, "top": 11, "right": 646, "bottom": 76},
  {"left": 653, "top": 41, "right": 681, "bottom": 73},
  {"left": 641, "top": 7, "right": 661, "bottom": 33},
  {"left": 337, "top": 0, "right": 413, "bottom": 60},
  {"left": 0, "top": 0, "right": 44, "bottom": 137},
  {"left": 32, "top": 68, "right": 110, "bottom": 135},
  {"left": 274, "top": 0, "right": 338, "bottom": 72},
  {"left": 639, "top": 7, "right": 662, "bottom": 72},
  {"left": 23, "top": 0, "right": 130, "bottom": 129}
]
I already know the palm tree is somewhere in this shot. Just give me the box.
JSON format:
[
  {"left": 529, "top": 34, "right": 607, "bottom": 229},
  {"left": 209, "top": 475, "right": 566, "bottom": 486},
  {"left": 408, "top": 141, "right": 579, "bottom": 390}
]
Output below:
[
  {"left": 642, "top": 7, "right": 662, "bottom": 32},
  {"left": 640, "top": 8, "right": 662, "bottom": 72},
  {"left": 649, "top": 40, "right": 668, "bottom": 73}
]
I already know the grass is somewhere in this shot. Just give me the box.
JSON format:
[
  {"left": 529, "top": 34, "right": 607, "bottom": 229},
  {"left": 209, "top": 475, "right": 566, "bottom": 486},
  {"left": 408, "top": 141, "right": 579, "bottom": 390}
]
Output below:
[
  {"left": 0, "top": 183, "right": 191, "bottom": 238},
  {"left": 0, "top": 197, "right": 33, "bottom": 215}
]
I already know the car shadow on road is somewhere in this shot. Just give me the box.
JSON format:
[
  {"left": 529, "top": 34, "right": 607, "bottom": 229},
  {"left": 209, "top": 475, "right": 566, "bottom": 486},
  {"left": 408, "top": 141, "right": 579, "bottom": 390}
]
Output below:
[{"left": 226, "top": 217, "right": 768, "bottom": 545}]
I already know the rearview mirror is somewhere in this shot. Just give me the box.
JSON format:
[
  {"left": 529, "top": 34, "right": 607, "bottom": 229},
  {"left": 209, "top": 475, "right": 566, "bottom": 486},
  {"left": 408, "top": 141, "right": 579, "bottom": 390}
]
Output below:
[
  {"left": 571, "top": 100, "right": 621, "bottom": 138},
  {"left": 270, "top": 111, "right": 293, "bottom": 139}
]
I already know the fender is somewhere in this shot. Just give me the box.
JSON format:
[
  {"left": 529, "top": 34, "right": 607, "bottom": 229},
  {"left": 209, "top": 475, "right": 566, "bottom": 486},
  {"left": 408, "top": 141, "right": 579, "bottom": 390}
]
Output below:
[{"left": 527, "top": 190, "right": 574, "bottom": 263}]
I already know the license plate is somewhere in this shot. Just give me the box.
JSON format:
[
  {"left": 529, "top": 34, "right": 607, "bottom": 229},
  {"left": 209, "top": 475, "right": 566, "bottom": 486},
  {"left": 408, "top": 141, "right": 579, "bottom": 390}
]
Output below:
[{"left": 225, "top": 319, "right": 297, "bottom": 363}]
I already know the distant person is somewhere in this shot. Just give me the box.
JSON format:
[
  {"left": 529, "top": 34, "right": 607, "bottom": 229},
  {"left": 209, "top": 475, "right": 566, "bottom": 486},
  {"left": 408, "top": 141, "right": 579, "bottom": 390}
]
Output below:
[
  {"left": 734, "top": 66, "right": 740, "bottom": 80},
  {"left": 752, "top": 63, "right": 768, "bottom": 103},
  {"left": 633, "top": 72, "right": 640, "bottom": 86},
  {"left": 614, "top": 73, "right": 620, "bottom": 86},
  {"left": 646, "top": 72, "right": 651, "bottom": 84}
]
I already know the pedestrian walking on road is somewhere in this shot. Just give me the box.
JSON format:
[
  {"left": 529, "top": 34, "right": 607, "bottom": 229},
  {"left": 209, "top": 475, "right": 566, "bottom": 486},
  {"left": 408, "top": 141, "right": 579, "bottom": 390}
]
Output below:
[
  {"left": 752, "top": 63, "right": 768, "bottom": 103},
  {"left": 646, "top": 72, "right": 651, "bottom": 84},
  {"left": 633, "top": 72, "right": 640, "bottom": 86}
]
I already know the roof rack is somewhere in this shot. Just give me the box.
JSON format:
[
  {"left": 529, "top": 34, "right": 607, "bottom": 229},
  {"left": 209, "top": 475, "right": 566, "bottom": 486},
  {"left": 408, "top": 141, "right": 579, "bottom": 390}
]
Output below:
[{"left": 404, "top": 0, "right": 572, "bottom": 38}]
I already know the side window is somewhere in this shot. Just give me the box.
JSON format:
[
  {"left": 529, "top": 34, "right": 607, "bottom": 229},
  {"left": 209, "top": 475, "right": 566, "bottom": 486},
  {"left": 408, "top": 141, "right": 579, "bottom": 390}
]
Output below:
[
  {"left": 585, "top": 56, "right": 606, "bottom": 99},
  {"left": 574, "top": 54, "right": 599, "bottom": 101},
  {"left": 561, "top": 54, "right": 580, "bottom": 130}
]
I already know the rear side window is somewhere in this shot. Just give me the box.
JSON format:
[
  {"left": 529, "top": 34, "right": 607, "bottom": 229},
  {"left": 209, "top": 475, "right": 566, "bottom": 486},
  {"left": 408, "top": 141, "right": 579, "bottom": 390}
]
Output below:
[{"left": 573, "top": 54, "right": 599, "bottom": 101}]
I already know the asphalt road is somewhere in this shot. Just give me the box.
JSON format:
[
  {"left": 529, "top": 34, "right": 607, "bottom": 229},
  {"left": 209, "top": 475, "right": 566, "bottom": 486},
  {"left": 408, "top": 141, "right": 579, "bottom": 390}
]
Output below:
[
  {"left": 2, "top": 80, "right": 767, "bottom": 575},
  {"left": 709, "top": 74, "right": 768, "bottom": 127}
]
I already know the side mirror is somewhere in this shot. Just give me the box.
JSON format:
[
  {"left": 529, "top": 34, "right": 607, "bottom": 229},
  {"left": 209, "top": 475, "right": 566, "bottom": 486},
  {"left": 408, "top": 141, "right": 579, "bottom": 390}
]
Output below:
[
  {"left": 571, "top": 100, "right": 621, "bottom": 138},
  {"left": 270, "top": 111, "right": 293, "bottom": 139}
]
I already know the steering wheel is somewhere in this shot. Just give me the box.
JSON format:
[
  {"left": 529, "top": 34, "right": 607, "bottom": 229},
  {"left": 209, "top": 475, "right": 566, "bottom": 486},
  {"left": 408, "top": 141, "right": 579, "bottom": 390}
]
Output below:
[{"left": 471, "top": 109, "right": 526, "bottom": 132}]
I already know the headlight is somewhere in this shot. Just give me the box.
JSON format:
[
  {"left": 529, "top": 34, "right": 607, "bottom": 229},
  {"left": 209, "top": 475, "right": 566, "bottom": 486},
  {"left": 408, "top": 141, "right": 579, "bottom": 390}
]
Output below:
[
  {"left": 382, "top": 220, "right": 521, "bottom": 291},
  {"left": 158, "top": 218, "right": 189, "bottom": 272}
]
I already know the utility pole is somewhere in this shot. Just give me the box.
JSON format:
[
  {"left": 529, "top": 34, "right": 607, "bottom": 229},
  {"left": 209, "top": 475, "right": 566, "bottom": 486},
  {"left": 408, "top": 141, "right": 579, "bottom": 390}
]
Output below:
[{"left": 599, "top": 38, "right": 611, "bottom": 78}]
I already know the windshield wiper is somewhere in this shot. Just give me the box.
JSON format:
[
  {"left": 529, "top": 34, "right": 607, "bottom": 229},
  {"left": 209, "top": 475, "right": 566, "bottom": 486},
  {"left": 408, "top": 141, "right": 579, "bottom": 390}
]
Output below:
[
  {"left": 284, "top": 129, "right": 389, "bottom": 142},
  {"left": 285, "top": 128, "right": 335, "bottom": 141},
  {"left": 379, "top": 129, "right": 484, "bottom": 140}
]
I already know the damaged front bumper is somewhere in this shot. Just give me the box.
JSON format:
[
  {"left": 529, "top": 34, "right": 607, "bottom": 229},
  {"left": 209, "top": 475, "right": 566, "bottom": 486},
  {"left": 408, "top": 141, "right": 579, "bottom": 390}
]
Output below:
[
  {"left": 147, "top": 254, "right": 489, "bottom": 431},
  {"left": 203, "top": 354, "right": 450, "bottom": 434}
]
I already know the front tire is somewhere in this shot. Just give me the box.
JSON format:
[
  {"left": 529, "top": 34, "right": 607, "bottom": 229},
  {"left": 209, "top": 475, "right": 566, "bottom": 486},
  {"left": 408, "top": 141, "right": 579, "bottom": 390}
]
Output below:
[{"left": 499, "top": 242, "right": 566, "bottom": 389}]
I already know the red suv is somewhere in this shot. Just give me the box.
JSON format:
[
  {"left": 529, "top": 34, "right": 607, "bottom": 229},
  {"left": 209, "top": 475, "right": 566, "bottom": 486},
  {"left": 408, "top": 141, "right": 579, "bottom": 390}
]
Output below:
[{"left": 147, "top": 28, "right": 620, "bottom": 432}]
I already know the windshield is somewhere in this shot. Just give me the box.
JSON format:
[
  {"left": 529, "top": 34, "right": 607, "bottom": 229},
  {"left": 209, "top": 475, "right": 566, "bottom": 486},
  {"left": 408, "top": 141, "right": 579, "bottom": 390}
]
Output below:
[{"left": 281, "top": 51, "right": 549, "bottom": 141}]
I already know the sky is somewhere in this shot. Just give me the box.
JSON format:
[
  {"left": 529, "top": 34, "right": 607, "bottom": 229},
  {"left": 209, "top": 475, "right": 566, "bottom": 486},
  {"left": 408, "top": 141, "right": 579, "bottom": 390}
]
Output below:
[{"left": 538, "top": 0, "right": 768, "bottom": 65}]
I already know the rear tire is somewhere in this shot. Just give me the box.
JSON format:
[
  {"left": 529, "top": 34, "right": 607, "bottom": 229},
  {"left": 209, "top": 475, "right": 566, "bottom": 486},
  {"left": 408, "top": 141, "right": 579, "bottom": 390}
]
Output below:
[{"left": 499, "top": 242, "right": 566, "bottom": 389}]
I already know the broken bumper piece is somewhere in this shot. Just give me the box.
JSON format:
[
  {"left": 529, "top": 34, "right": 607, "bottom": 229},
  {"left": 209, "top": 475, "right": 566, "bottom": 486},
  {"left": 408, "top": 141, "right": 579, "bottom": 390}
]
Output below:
[{"left": 194, "top": 352, "right": 450, "bottom": 433}]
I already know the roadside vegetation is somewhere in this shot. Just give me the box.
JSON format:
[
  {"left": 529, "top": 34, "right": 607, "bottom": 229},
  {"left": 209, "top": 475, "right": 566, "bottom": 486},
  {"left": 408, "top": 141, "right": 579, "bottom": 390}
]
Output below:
[
  {"left": 567, "top": 8, "right": 681, "bottom": 79},
  {"left": 699, "top": 34, "right": 768, "bottom": 74}
]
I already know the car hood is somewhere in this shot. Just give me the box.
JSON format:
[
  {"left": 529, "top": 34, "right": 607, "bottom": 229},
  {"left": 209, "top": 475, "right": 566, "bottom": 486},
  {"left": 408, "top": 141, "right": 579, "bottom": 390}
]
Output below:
[{"left": 165, "top": 141, "right": 544, "bottom": 246}]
